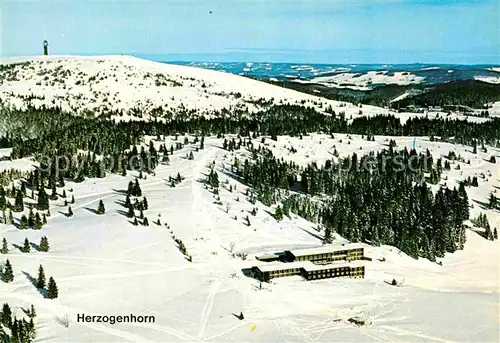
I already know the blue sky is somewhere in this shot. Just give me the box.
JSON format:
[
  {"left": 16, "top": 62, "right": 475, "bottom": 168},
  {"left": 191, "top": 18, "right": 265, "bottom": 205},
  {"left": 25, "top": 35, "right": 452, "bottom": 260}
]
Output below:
[{"left": 1, "top": 0, "right": 499, "bottom": 64}]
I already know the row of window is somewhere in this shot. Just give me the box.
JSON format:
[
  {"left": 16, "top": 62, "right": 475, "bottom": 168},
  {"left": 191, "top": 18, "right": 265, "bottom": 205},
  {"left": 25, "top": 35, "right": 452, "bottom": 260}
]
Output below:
[{"left": 269, "top": 268, "right": 299, "bottom": 276}]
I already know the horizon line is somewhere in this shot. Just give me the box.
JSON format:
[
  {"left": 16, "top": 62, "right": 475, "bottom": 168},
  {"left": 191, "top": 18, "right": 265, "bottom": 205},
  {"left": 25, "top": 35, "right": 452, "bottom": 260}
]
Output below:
[{"left": 2, "top": 53, "right": 499, "bottom": 67}]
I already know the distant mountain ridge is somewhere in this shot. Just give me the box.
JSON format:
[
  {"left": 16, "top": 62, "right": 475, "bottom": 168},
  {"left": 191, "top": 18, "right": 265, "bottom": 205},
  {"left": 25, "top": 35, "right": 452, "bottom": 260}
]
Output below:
[{"left": 168, "top": 61, "right": 500, "bottom": 90}]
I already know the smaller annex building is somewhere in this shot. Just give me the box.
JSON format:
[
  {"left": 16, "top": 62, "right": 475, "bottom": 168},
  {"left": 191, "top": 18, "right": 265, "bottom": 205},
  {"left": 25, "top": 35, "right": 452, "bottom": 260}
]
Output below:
[
  {"left": 251, "top": 262, "right": 306, "bottom": 282},
  {"left": 283, "top": 244, "right": 365, "bottom": 263}
]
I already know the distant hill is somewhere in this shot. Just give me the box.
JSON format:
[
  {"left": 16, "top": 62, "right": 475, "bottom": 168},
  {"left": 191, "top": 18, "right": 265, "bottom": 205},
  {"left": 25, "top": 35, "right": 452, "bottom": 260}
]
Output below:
[
  {"left": 261, "top": 79, "right": 500, "bottom": 110},
  {"left": 0, "top": 55, "right": 389, "bottom": 121}
]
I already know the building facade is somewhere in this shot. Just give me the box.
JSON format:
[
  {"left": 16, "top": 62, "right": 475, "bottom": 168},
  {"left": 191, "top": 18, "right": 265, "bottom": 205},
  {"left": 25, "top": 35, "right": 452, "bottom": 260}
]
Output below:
[
  {"left": 251, "top": 261, "right": 365, "bottom": 282},
  {"left": 251, "top": 244, "right": 367, "bottom": 282},
  {"left": 283, "top": 244, "right": 365, "bottom": 264}
]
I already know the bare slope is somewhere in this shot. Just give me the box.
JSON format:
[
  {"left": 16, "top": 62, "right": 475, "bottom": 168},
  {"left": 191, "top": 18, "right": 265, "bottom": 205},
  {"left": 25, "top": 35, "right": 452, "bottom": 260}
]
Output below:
[{"left": 0, "top": 55, "right": 388, "bottom": 120}]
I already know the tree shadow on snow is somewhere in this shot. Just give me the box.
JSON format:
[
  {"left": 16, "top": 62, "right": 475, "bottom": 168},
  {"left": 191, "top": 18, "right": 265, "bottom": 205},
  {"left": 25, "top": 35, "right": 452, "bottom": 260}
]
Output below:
[
  {"left": 112, "top": 188, "right": 127, "bottom": 195},
  {"left": 30, "top": 242, "right": 40, "bottom": 252},
  {"left": 469, "top": 227, "right": 487, "bottom": 239},
  {"left": 117, "top": 209, "right": 130, "bottom": 217},
  {"left": 472, "top": 199, "right": 489, "bottom": 210},
  {"left": 58, "top": 211, "right": 72, "bottom": 217},
  {"left": 12, "top": 243, "right": 25, "bottom": 253},
  {"left": 300, "top": 227, "right": 324, "bottom": 241},
  {"left": 218, "top": 170, "right": 242, "bottom": 185},
  {"left": 22, "top": 271, "right": 46, "bottom": 296},
  {"left": 114, "top": 200, "right": 126, "bottom": 208},
  {"left": 83, "top": 207, "right": 98, "bottom": 215}
]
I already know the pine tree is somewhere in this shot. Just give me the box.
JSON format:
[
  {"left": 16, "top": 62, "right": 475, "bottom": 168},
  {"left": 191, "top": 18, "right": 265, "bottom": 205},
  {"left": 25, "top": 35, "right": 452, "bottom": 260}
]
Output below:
[
  {"left": 0, "top": 238, "right": 7, "bottom": 254},
  {"left": 0, "top": 193, "right": 5, "bottom": 212},
  {"left": 67, "top": 206, "right": 73, "bottom": 217},
  {"left": 1, "top": 259, "right": 14, "bottom": 283},
  {"left": 14, "top": 189, "right": 24, "bottom": 212},
  {"left": 134, "top": 179, "right": 142, "bottom": 197},
  {"left": 37, "top": 187, "right": 49, "bottom": 210},
  {"left": 97, "top": 200, "right": 105, "bottom": 215},
  {"left": 42, "top": 213, "right": 47, "bottom": 224},
  {"left": 34, "top": 213, "right": 43, "bottom": 230},
  {"left": 28, "top": 208, "right": 35, "bottom": 228},
  {"left": 274, "top": 206, "right": 283, "bottom": 221},
  {"left": 485, "top": 223, "right": 494, "bottom": 241},
  {"left": 50, "top": 185, "right": 58, "bottom": 200},
  {"left": 19, "top": 215, "right": 28, "bottom": 230},
  {"left": 71, "top": 195, "right": 75, "bottom": 204},
  {"left": 1, "top": 303, "right": 12, "bottom": 327},
  {"left": 133, "top": 217, "right": 138, "bottom": 226},
  {"left": 471, "top": 176, "right": 479, "bottom": 187},
  {"left": 488, "top": 193, "right": 498, "bottom": 209},
  {"left": 39, "top": 236, "right": 49, "bottom": 252},
  {"left": 28, "top": 304, "right": 36, "bottom": 319},
  {"left": 127, "top": 205, "right": 135, "bottom": 218},
  {"left": 494, "top": 228, "right": 498, "bottom": 240},
  {"left": 7, "top": 209, "right": 13, "bottom": 225},
  {"left": 36, "top": 265, "right": 45, "bottom": 289},
  {"left": 22, "top": 238, "right": 30, "bottom": 253},
  {"left": 143, "top": 217, "right": 149, "bottom": 226},
  {"left": 143, "top": 197, "right": 148, "bottom": 210},
  {"left": 323, "top": 226, "right": 332, "bottom": 244},
  {"left": 46, "top": 277, "right": 58, "bottom": 299}
]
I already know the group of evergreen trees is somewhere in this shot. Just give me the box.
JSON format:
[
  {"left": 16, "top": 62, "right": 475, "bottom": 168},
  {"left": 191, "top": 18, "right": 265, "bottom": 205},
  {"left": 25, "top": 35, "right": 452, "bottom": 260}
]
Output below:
[
  {"left": 473, "top": 213, "right": 498, "bottom": 241},
  {"left": 123, "top": 180, "right": 150, "bottom": 226},
  {"left": 233, "top": 143, "right": 471, "bottom": 260},
  {"left": 35, "top": 265, "right": 58, "bottom": 299},
  {"left": 0, "top": 106, "right": 498, "bottom": 179},
  {"left": 0, "top": 303, "right": 36, "bottom": 343},
  {"left": 1, "top": 260, "right": 14, "bottom": 283},
  {"left": 14, "top": 237, "right": 49, "bottom": 253}
]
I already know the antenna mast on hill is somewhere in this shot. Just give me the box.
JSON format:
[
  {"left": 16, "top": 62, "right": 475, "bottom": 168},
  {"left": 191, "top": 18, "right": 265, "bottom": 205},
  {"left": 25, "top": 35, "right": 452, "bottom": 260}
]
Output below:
[{"left": 43, "top": 40, "right": 49, "bottom": 56}]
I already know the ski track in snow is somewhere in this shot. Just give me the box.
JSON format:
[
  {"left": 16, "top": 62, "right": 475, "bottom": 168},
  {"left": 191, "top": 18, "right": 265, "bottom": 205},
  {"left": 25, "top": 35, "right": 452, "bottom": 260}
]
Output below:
[{"left": 198, "top": 279, "right": 221, "bottom": 340}]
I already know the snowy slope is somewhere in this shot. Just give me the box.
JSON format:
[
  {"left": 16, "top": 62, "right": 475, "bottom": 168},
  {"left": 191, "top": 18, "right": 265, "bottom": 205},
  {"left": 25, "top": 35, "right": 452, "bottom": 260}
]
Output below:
[
  {"left": 0, "top": 55, "right": 389, "bottom": 120},
  {"left": 0, "top": 134, "right": 498, "bottom": 342},
  {"left": 309, "top": 71, "right": 425, "bottom": 91}
]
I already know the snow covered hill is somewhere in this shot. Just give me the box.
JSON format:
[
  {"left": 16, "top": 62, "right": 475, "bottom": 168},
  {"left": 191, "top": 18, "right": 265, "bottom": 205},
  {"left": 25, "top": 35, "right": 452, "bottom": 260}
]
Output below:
[{"left": 0, "top": 55, "right": 389, "bottom": 120}]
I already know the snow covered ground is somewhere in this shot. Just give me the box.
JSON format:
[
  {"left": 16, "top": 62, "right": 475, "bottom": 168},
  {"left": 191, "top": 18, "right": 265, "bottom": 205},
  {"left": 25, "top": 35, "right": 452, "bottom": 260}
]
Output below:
[
  {"left": 309, "top": 71, "right": 425, "bottom": 91},
  {"left": 1, "top": 55, "right": 493, "bottom": 127},
  {"left": 0, "top": 55, "right": 390, "bottom": 121},
  {"left": 1, "top": 134, "right": 498, "bottom": 342},
  {"left": 474, "top": 76, "right": 500, "bottom": 84}
]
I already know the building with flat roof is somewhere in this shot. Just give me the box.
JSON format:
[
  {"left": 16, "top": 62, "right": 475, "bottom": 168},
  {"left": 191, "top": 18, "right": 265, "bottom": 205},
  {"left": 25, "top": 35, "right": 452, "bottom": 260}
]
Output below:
[
  {"left": 283, "top": 244, "right": 365, "bottom": 263},
  {"left": 251, "top": 261, "right": 306, "bottom": 282},
  {"left": 250, "top": 261, "right": 365, "bottom": 282},
  {"left": 300, "top": 261, "right": 365, "bottom": 281},
  {"left": 256, "top": 243, "right": 366, "bottom": 264}
]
